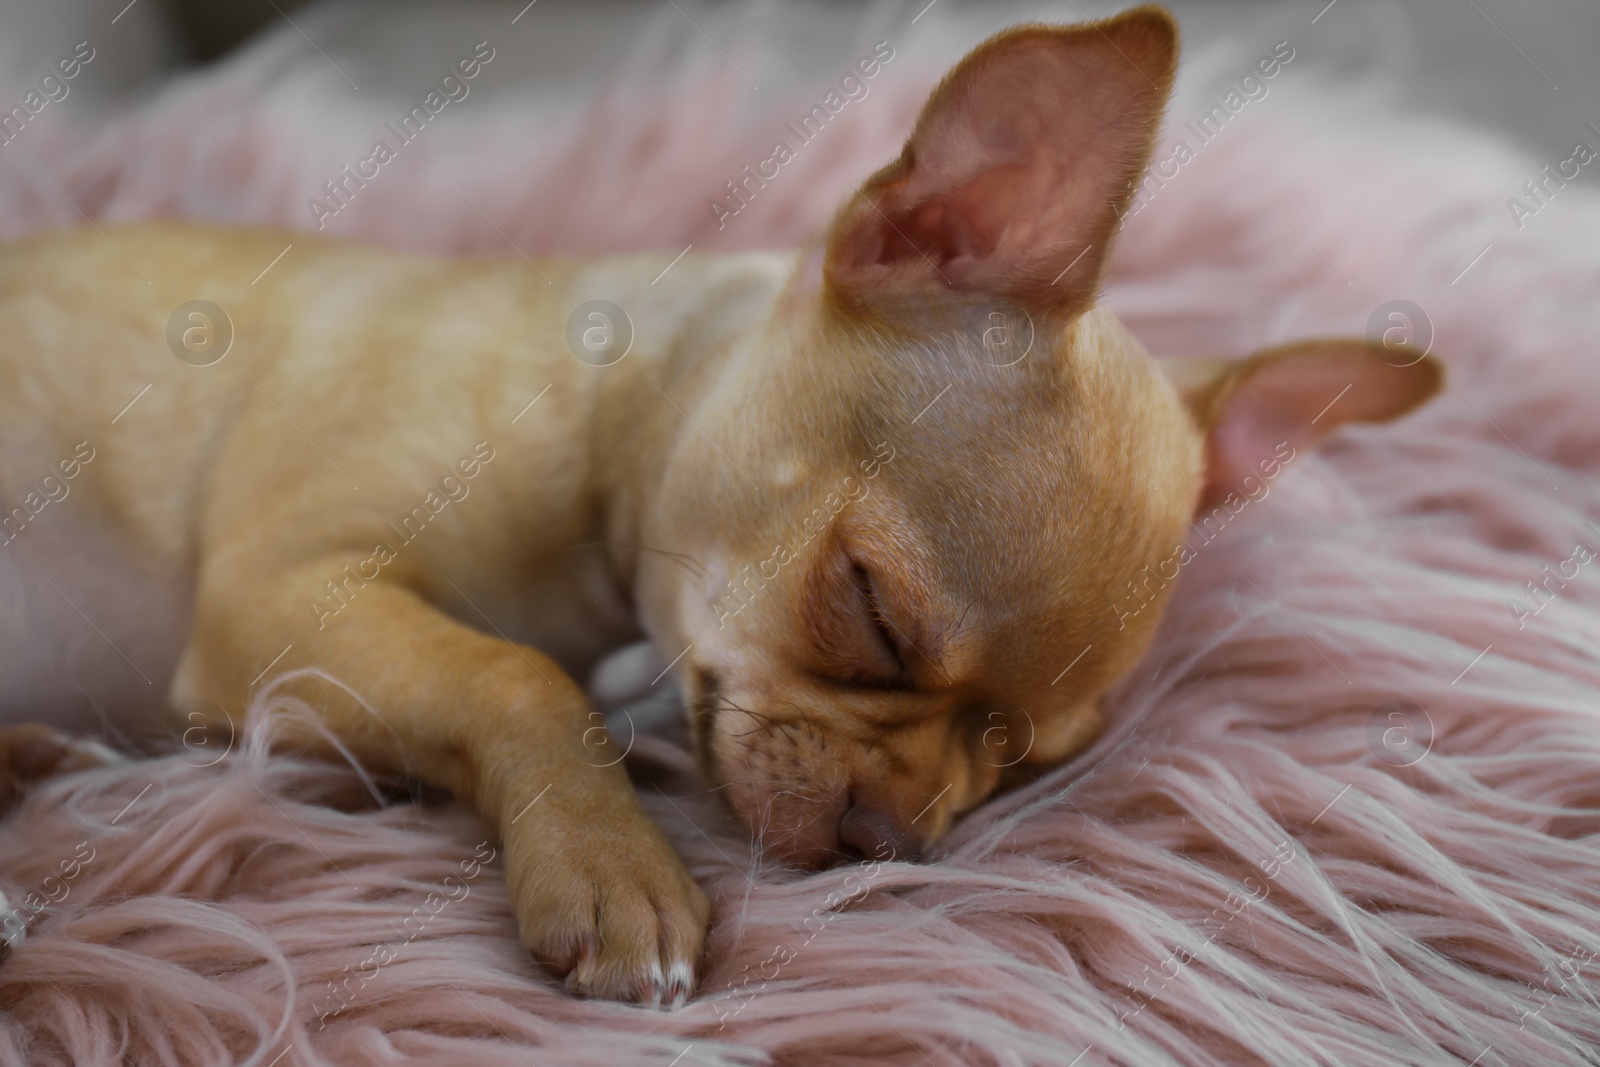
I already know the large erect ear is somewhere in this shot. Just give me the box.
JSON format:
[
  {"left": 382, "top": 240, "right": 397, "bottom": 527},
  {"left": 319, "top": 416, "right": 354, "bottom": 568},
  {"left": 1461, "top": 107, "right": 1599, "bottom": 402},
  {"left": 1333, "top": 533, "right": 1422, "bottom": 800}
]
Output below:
[
  {"left": 824, "top": 7, "right": 1178, "bottom": 315},
  {"left": 1163, "top": 340, "right": 1445, "bottom": 510}
]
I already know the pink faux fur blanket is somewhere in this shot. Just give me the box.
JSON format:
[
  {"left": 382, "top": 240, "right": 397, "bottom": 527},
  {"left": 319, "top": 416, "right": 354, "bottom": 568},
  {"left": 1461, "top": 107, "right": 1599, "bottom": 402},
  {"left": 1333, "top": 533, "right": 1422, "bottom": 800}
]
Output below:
[{"left": 3, "top": 8, "right": 1600, "bottom": 1067}]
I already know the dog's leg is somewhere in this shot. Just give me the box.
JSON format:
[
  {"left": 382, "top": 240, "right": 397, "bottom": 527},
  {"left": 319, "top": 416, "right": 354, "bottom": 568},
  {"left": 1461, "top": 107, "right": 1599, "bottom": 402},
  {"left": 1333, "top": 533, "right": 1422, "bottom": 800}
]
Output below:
[{"left": 174, "top": 559, "right": 706, "bottom": 1006}]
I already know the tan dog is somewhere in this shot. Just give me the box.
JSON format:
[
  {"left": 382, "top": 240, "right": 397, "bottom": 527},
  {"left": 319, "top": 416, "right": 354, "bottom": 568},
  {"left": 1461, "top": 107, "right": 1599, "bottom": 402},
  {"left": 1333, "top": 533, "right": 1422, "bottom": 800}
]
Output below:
[{"left": 0, "top": 6, "right": 1440, "bottom": 1005}]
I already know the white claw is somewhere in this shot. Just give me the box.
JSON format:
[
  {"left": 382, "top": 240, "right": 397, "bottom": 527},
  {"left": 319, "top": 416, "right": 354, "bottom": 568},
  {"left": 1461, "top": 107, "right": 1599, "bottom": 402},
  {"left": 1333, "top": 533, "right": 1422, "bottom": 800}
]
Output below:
[
  {"left": 666, "top": 959, "right": 695, "bottom": 1010},
  {"left": 645, "top": 959, "right": 666, "bottom": 1010}
]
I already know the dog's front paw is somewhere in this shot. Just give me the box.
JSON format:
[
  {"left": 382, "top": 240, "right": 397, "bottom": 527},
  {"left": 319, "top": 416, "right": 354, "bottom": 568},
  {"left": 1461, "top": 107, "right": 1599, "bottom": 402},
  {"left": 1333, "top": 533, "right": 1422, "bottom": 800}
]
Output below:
[{"left": 502, "top": 783, "right": 708, "bottom": 1007}]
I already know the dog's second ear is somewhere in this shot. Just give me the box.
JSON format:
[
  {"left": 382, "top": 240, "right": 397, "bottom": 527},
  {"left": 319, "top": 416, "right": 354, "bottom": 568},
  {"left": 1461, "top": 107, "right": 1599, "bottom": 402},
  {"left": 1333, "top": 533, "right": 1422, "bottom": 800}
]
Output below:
[
  {"left": 1164, "top": 340, "right": 1445, "bottom": 511},
  {"left": 824, "top": 7, "right": 1178, "bottom": 316}
]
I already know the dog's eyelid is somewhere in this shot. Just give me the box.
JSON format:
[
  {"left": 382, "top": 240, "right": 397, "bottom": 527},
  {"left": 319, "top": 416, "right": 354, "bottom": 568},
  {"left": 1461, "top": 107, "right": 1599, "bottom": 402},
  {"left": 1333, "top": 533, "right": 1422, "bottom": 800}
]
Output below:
[
  {"left": 799, "top": 542, "right": 920, "bottom": 689},
  {"left": 850, "top": 561, "right": 906, "bottom": 671},
  {"left": 816, "top": 670, "right": 916, "bottom": 694}
]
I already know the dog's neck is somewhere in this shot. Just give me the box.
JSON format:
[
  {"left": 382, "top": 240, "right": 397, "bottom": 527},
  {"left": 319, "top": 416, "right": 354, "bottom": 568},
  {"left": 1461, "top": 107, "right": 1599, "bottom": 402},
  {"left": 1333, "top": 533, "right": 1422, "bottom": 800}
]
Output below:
[{"left": 584, "top": 251, "right": 800, "bottom": 600}]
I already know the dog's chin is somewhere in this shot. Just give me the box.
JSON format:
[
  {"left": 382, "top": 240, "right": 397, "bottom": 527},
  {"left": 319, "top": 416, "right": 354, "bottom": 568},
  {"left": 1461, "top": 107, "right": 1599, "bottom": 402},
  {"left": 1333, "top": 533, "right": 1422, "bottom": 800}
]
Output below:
[
  {"left": 738, "top": 787, "right": 927, "bottom": 871},
  {"left": 721, "top": 782, "right": 854, "bottom": 871}
]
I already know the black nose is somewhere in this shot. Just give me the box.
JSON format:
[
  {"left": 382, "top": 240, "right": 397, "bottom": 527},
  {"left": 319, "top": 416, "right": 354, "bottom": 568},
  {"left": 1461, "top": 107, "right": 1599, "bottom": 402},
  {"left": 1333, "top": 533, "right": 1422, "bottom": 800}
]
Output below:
[{"left": 836, "top": 800, "right": 921, "bottom": 864}]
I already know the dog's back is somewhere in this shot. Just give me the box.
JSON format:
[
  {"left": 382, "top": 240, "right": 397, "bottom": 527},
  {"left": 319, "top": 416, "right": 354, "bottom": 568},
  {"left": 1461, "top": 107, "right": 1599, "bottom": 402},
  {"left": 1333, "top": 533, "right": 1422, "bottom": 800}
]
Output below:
[{"left": 0, "top": 222, "right": 756, "bottom": 732}]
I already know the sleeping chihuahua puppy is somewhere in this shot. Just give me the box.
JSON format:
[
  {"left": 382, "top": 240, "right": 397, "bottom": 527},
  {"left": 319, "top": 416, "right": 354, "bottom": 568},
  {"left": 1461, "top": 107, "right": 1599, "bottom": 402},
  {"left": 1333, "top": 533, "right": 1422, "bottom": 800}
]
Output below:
[{"left": 0, "top": 6, "right": 1439, "bottom": 1005}]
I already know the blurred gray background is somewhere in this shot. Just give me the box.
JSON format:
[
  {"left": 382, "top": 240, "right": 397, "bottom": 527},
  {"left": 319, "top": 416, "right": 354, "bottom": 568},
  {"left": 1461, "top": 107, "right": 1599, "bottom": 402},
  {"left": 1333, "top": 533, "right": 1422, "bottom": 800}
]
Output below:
[{"left": 0, "top": 0, "right": 1595, "bottom": 182}]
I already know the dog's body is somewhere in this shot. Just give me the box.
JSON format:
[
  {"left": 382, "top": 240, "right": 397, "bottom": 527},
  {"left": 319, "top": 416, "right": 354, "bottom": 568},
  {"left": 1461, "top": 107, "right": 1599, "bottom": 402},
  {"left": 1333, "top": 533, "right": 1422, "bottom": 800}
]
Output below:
[
  {"left": 0, "top": 225, "right": 766, "bottom": 730},
  {"left": 0, "top": 7, "right": 1442, "bottom": 1005}
]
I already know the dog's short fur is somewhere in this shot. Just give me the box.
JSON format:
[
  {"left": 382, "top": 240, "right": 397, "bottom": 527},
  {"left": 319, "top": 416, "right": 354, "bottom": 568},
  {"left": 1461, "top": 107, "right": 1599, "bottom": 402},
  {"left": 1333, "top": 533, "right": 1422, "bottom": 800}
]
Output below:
[{"left": 0, "top": 7, "right": 1440, "bottom": 1004}]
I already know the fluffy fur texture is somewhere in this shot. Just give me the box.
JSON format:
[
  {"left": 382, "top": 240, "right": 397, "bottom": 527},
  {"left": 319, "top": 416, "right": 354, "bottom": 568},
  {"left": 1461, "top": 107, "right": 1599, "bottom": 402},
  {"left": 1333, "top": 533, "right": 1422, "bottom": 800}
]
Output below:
[{"left": 3, "top": 7, "right": 1600, "bottom": 1066}]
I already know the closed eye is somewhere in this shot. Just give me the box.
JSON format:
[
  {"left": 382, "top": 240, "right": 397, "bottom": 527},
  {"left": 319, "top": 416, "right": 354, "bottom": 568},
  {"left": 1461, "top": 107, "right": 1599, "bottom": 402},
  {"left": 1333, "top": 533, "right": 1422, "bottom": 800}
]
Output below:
[
  {"left": 852, "top": 563, "right": 905, "bottom": 674},
  {"left": 841, "top": 562, "right": 914, "bottom": 690},
  {"left": 802, "top": 544, "right": 917, "bottom": 691}
]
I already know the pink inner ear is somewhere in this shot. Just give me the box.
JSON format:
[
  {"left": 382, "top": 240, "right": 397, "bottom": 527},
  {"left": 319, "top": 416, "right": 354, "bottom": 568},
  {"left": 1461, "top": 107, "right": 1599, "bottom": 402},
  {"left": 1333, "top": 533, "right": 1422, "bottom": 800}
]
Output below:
[
  {"left": 826, "top": 18, "right": 1175, "bottom": 310},
  {"left": 1200, "top": 343, "right": 1444, "bottom": 508},
  {"left": 878, "top": 164, "right": 1030, "bottom": 276},
  {"left": 1206, "top": 404, "right": 1309, "bottom": 504},
  {"left": 1204, "top": 362, "right": 1355, "bottom": 507}
]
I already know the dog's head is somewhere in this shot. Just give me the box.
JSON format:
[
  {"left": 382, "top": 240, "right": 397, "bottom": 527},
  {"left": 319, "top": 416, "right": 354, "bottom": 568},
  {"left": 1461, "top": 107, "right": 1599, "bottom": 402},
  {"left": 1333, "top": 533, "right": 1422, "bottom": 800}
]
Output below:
[{"left": 635, "top": 6, "right": 1440, "bottom": 867}]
